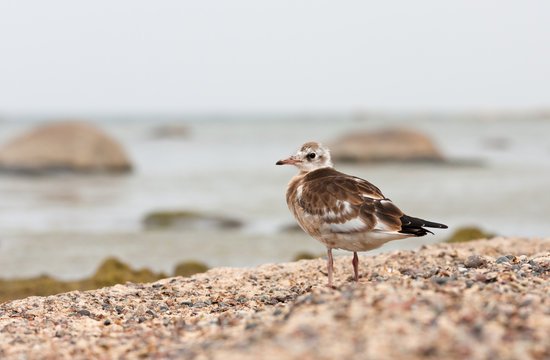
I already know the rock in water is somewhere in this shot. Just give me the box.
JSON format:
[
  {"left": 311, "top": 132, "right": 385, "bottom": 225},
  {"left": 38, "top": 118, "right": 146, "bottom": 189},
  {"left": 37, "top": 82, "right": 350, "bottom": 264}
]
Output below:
[
  {"left": 331, "top": 128, "right": 444, "bottom": 163},
  {"left": 150, "top": 124, "right": 190, "bottom": 139},
  {"left": 445, "top": 227, "right": 494, "bottom": 243},
  {"left": 0, "top": 121, "right": 132, "bottom": 174},
  {"left": 142, "top": 210, "right": 243, "bottom": 231}
]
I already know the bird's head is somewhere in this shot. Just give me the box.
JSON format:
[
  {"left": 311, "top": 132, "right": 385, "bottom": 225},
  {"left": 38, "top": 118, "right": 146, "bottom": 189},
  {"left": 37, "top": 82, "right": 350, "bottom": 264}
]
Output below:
[{"left": 276, "top": 142, "right": 333, "bottom": 172}]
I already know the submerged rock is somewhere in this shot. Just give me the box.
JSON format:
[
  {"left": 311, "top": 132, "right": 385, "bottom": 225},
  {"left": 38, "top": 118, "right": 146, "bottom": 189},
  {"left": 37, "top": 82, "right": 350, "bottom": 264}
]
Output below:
[
  {"left": 445, "top": 227, "right": 494, "bottom": 243},
  {"left": 150, "top": 124, "right": 190, "bottom": 139},
  {"left": 292, "top": 252, "right": 321, "bottom": 261},
  {"left": 330, "top": 128, "right": 444, "bottom": 163},
  {"left": 0, "top": 121, "right": 132, "bottom": 174},
  {"left": 143, "top": 210, "right": 243, "bottom": 231}
]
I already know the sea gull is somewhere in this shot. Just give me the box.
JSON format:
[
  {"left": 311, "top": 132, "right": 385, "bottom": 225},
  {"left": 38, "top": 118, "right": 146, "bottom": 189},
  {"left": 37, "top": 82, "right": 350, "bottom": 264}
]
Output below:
[{"left": 276, "top": 141, "right": 448, "bottom": 287}]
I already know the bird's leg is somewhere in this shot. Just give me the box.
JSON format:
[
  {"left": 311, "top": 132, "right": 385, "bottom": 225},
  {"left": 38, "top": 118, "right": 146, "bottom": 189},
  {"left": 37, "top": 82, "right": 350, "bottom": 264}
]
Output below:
[
  {"left": 327, "top": 248, "right": 334, "bottom": 288},
  {"left": 352, "top": 252, "right": 359, "bottom": 282}
]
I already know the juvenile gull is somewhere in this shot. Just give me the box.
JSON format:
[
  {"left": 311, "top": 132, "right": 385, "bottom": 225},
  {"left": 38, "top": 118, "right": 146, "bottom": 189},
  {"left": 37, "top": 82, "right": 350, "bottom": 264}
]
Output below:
[{"left": 276, "top": 142, "right": 448, "bottom": 287}]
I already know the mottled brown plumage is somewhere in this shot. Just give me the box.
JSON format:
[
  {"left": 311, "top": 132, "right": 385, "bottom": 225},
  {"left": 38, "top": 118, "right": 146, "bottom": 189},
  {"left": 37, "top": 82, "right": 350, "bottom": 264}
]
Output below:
[{"left": 277, "top": 142, "right": 447, "bottom": 287}]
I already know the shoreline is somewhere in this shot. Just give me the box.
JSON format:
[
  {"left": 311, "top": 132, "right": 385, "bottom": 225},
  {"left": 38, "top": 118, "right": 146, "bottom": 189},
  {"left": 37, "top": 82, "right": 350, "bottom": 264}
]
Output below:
[{"left": 1, "top": 237, "right": 549, "bottom": 359}]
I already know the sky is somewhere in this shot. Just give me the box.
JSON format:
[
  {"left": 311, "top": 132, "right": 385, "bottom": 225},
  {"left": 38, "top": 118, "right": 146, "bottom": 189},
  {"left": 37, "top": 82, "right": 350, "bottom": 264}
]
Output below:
[{"left": 0, "top": 1, "right": 549, "bottom": 114}]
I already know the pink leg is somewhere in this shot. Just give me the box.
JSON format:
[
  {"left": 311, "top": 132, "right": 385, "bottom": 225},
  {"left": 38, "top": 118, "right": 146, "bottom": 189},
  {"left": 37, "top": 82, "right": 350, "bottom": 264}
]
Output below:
[
  {"left": 352, "top": 252, "right": 359, "bottom": 282},
  {"left": 327, "top": 248, "right": 334, "bottom": 288}
]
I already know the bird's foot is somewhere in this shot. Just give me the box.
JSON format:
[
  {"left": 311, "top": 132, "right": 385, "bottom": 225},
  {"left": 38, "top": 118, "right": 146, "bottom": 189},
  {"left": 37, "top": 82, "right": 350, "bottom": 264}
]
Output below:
[
  {"left": 347, "top": 275, "right": 363, "bottom": 282},
  {"left": 326, "top": 282, "right": 338, "bottom": 289}
]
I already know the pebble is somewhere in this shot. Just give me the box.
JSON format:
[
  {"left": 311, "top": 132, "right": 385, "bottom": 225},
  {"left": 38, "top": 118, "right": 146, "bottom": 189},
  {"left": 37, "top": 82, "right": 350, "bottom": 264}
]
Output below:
[
  {"left": 76, "top": 310, "right": 91, "bottom": 317},
  {"left": 464, "top": 255, "right": 488, "bottom": 268},
  {"left": 496, "top": 256, "right": 510, "bottom": 264},
  {"left": 431, "top": 277, "right": 450, "bottom": 285}
]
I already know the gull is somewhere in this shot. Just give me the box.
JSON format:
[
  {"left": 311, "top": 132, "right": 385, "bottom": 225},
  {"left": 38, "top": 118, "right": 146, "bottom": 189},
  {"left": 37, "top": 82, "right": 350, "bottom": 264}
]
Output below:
[{"left": 276, "top": 141, "right": 448, "bottom": 287}]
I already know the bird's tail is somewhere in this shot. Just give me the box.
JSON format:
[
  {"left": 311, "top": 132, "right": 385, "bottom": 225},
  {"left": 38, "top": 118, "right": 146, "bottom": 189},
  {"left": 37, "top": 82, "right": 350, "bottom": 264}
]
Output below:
[{"left": 399, "top": 215, "right": 448, "bottom": 237}]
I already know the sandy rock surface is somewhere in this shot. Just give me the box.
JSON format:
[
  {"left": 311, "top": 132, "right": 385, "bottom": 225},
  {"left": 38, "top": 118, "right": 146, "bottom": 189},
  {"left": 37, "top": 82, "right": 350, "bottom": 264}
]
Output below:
[{"left": 1, "top": 237, "right": 549, "bottom": 359}]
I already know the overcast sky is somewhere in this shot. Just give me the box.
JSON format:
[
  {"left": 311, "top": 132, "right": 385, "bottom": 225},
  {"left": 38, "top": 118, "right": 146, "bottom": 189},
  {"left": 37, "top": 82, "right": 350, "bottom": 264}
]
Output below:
[{"left": 0, "top": 1, "right": 549, "bottom": 114}]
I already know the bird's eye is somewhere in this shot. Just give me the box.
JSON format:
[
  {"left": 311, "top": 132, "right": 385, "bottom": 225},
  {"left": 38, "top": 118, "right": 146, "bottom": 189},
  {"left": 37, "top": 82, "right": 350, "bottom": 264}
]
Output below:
[{"left": 308, "top": 153, "right": 316, "bottom": 159}]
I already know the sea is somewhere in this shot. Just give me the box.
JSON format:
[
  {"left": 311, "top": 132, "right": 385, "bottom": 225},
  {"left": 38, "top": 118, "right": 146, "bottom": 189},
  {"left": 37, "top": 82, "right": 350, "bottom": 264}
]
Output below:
[{"left": 0, "top": 114, "right": 549, "bottom": 280}]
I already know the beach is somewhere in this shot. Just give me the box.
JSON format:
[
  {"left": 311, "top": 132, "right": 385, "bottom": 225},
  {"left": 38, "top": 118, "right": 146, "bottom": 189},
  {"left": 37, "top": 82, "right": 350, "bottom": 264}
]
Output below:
[{"left": 1, "top": 237, "right": 549, "bottom": 359}]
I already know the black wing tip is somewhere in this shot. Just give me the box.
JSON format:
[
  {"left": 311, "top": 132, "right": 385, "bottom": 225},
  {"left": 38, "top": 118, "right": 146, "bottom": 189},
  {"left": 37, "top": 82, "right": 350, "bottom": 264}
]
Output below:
[
  {"left": 401, "top": 215, "right": 448, "bottom": 229},
  {"left": 425, "top": 222, "right": 448, "bottom": 229},
  {"left": 399, "top": 215, "right": 448, "bottom": 237}
]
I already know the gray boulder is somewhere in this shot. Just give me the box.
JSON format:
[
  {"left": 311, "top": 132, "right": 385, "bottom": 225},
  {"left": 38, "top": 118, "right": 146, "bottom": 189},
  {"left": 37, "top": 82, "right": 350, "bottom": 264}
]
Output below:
[
  {"left": 0, "top": 121, "right": 132, "bottom": 174},
  {"left": 331, "top": 128, "right": 444, "bottom": 163}
]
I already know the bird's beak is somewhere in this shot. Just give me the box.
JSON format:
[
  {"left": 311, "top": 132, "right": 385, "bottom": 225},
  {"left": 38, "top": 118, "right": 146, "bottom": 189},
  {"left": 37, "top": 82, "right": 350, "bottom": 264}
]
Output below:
[{"left": 276, "top": 156, "right": 301, "bottom": 165}]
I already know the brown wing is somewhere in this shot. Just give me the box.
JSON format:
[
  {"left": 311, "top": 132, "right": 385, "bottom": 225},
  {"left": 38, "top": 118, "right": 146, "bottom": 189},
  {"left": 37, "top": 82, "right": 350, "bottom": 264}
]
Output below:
[{"left": 297, "top": 168, "right": 404, "bottom": 233}]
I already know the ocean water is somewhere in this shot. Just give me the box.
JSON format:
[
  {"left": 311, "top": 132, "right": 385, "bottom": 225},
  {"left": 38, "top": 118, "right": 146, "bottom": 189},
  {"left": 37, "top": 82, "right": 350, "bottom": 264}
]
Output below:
[{"left": 0, "top": 115, "right": 549, "bottom": 280}]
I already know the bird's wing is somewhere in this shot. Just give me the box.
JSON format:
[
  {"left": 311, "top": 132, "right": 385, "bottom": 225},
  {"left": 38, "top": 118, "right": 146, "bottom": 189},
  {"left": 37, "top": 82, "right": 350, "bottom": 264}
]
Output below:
[{"left": 297, "top": 168, "right": 404, "bottom": 233}]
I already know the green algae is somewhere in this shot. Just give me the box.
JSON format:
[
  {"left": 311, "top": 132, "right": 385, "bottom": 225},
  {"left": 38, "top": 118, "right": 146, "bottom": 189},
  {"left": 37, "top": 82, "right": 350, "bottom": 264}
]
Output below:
[
  {"left": 445, "top": 226, "right": 494, "bottom": 243},
  {"left": 173, "top": 261, "right": 209, "bottom": 277},
  {"left": 0, "top": 257, "right": 208, "bottom": 303}
]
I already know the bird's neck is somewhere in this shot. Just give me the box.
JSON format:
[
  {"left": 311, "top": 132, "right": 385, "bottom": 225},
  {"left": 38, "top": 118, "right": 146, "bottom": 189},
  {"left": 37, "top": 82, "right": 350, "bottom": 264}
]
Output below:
[
  {"left": 291, "top": 166, "right": 332, "bottom": 183},
  {"left": 300, "top": 165, "right": 333, "bottom": 175}
]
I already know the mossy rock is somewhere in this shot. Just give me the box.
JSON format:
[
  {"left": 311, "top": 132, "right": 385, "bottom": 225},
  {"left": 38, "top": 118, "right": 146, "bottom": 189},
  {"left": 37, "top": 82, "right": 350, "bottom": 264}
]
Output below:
[
  {"left": 445, "top": 227, "right": 494, "bottom": 243},
  {"left": 88, "top": 257, "right": 165, "bottom": 288},
  {"left": 173, "top": 261, "right": 209, "bottom": 277},
  {"left": 143, "top": 210, "right": 198, "bottom": 228},
  {"left": 0, "top": 275, "right": 77, "bottom": 303},
  {"left": 0, "top": 258, "right": 170, "bottom": 303},
  {"left": 143, "top": 210, "right": 242, "bottom": 231}
]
